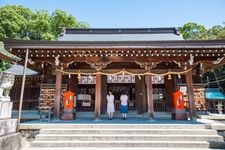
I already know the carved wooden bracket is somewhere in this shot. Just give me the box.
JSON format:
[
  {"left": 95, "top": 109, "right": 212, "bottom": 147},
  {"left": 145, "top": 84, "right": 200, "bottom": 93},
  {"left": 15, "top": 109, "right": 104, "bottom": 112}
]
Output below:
[
  {"left": 201, "top": 58, "right": 225, "bottom": 73},
  {"left": 135, "top": 61, "right": 160, "bottom": 71},
  {"left": 86, "top": 61, "right": 111, "bottom": 71}
]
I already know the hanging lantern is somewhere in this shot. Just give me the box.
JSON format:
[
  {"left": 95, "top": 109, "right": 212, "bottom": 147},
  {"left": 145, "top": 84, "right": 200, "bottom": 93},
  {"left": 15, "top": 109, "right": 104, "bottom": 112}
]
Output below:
[
  {"left": 109, "top": 75, "right": 112, "bottom": 81},
  {"left": 41, "top": 63, "right": 44, "bottom": 68},
  {"left": 88, "top": 74, "right": 93, "bottom": 79},
  {"left": 168, "top": 74, "right": 172, "bottom": 80},
  {"left": 78, "top": 73, "right": 81, "bottom": 79}
]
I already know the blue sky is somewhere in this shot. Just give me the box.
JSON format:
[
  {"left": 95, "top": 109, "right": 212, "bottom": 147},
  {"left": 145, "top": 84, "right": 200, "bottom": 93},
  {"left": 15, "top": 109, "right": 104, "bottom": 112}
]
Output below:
[{"left": 1, "top": 0, "right": 225, "bottom": 28}]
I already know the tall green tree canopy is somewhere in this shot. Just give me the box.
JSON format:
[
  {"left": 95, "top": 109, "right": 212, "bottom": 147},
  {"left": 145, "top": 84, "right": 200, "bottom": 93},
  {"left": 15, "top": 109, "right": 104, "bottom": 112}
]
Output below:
[
  {"left": 0, "top": 5, "right": 89, "bottom": 71},
  {"left": 180, "top": 22, "right": 208, "bottom": 40},
  {"left": 181, "top": 22, "right": 225, "bottom": 40},
  {"left": 0, "top": 5, "right": 89, "bottom": 41}
]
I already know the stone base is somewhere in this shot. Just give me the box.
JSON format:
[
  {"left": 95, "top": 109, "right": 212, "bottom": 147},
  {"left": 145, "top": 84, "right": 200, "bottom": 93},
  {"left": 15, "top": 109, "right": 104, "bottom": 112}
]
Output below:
[
  {"left": 0, "top": 133, "right": 21, "bottom": 150},
  {"left": 0, "top": 101, "right": 13, "bottom": 119},
  {"left": 0, "top": 119, "right": 17, "bottom": 136},
  {"left": 61, "top": 109, "right": 75, "bottom": 120},
  {"left": 0, "top": 97, "right": 10, "bottom": 101},
  {"left": 171, "top": 109, "right": 188, "bottom": 120}
]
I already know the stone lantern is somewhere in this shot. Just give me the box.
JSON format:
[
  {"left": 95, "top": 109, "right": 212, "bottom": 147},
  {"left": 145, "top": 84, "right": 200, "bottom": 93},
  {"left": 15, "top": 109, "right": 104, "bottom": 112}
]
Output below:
[{"left": 217, "top": 102, "right": 223, "bottom": 115}]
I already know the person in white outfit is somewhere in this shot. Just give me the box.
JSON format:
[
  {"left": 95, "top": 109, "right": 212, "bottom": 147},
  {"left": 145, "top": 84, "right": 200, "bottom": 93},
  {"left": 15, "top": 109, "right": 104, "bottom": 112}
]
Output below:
[
  {"left": 120, "top": 90, "right": 128, "bottom": 120},
  {"left": 107, "top": 91, "right": 115, "bottom": 120}
]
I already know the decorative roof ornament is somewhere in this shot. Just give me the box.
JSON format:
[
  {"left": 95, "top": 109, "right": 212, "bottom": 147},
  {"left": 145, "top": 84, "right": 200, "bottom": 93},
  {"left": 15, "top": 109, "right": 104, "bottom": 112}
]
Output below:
[
  {"left": 28, "top": 58, "right": 35, "bottom": 65},
  {"left": 55, "top": 55, "right": 60, "bottom": 66},
  {"left": 189, "top": 54, "right": 194, "bottom": 66},
  {"left": 0, "top": 41, "right": 21, "bottom": 62},
  {"left": 173, "top": 61, "right": 181, "bottom": 67},
  {"left": 212, "top": 57, "right": 224, "bottom": 65},
  {"left": 60, "top": 27, "right": 66, "bottom": 36}
]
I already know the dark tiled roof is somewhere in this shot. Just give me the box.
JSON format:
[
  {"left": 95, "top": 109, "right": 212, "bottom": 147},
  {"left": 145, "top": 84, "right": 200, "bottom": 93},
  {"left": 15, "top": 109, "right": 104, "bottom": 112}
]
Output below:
[
  {"left": 57, "top": 28, "right": 183, "bottom": 41},
  {"left": 6, "top": 65, "right": 38, "bottom": 75}
]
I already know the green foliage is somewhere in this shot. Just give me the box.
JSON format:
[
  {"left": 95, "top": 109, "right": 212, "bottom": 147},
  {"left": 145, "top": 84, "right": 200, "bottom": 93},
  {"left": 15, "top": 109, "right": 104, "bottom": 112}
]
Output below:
[
  {"left": 29, "top": 10, "right": 52, "bottom": 40},
  {"left": 181, "top": 22, "right": 225, "bottom": 40},
  {"left": 0, "top": 5, "right": 89, "bottom": 71},
  {"left": 0, "top": 5, "right": 89, "bottom": 41},
  {"left": 0, "top": 5, "right": 33, "bottom": 40},
  {"left": 50, "top": 9, "right": 76, "bottom": 38},
  {"left": 0, "top": 61, "right": 11, "bottom": 71},
  {"left": 180, "top": 22, "right": 208, "bottom": 40}
]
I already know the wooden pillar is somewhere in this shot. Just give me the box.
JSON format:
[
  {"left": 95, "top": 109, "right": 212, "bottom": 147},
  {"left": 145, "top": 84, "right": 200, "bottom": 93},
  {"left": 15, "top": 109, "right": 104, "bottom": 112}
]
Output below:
[
  {"left": 17, "top": 48, "right": 29, "bottom": 132},
  {"left": 146, "top": 75, "right": 154, "bottom": 119},
  {"left": 68, "top": 75, "right": 77, "bottom": 93},
  {"left": 185, "top": 70, "right": 196, "bottom": 120},
  {"left": 54, "top": 69, "right": 62, "bottom": 119},
  {"left": 74, "top": 75, "right": 78, "bottom": 94},
  {"left": 95, "top": 74, "right": 102, "bottom": 119},
  {"left": 101, "top": 75, "right": 107, "bottom": 114},
  {"left": 165, "top": 75, "right": 176, "bottom": 112},
  {"left": 135, "top": 76, "right": 146, "bottom": 114}
]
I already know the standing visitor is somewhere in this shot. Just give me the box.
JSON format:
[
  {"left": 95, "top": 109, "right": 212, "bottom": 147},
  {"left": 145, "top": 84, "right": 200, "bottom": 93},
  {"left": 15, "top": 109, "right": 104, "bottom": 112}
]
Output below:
[
  {"left": 107, "top": 91, "right": 115, "bottom": 120},
  {"left": 120, "top": 90, "right": 128, "bottom": 120}
]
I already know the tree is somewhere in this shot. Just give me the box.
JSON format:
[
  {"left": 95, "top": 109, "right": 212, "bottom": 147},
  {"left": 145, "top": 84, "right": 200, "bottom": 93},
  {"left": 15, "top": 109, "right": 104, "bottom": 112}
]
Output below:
[
  {"left": 207, "top": 25, "right": 225, "bottom": 40},
  {"left": 0, "top": 5, "right": 89, "bottom": 70},
  {"left": 180, "top": 22, "right": 208, "bottom": 40},
  {"left": 50, "top": 9, "right": 89, "bottom": 38},
  {"left": 0, "top": 5, "right": 33, "bottom": 40},
  {"left": 0, "top": 5, "right": 89, "bottom": 40},
  {"left": 181, "top": 22, "right": 225, "bottom": 40},
  {"left": 29, "top": 10, "right": 53, "bottom": 40}
]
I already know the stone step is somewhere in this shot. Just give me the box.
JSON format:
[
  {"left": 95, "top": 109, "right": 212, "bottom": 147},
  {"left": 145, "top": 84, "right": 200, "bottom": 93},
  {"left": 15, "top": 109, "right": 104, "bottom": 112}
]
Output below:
[
  {"left": 40, "top": 128, "right": 217, "bottom": 135},
  {"left": 28, "top": 124, "right": 225, "bottom": 149},
  {"left": 35, "top": 124, "right": 207, "bottom": 129},
  {"left": 30, "top": 140, "right": 213, "bottom": 148},
  {"left": 27, "top": 148, "right": 225, "bottom": 150},
  {"left": 35, "top": 134, "right": 224, "bottom": 141}
]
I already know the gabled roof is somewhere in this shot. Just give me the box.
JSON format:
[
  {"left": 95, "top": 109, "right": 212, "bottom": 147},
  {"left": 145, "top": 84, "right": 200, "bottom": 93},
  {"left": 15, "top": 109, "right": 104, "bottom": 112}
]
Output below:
[
  {"left": 205, "top": 88, "right": 225, "bottom": 100},
  {"left": 6, "top": 64, "right": 38, "bottom": 76},
  {"left": 57, "top": 28, "right": 183, "bottom": 41},
  {"left": 0, "top": 41, "right": 21, "bottom": 62}
]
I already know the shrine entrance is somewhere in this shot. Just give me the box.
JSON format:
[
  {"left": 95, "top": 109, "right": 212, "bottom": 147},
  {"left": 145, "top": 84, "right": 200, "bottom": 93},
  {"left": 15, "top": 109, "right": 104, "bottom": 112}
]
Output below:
[
  {"left": 75, "top": 72, "right": 167, "bottom": 114},
  {"left": 108, "top": 83, "right": 135, "bottom": 111}
]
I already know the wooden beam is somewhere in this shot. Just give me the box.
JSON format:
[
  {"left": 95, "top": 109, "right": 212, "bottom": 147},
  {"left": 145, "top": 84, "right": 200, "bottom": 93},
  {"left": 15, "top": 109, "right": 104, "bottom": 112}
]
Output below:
[
  {"left": 54, "top": 69, "right": 62, "bottom": 119},
  {"left": 31, "top": 56, "right": 188, "bottom": 63},
  {"left": 185, "top": 70, "right": 196, "bottom": 120},
  {"left": 146, "top": 75, "right": 154, "bottom": 119},
  {"left": 95, "top": 74, "right": 102, "bottom": 119},
  {"left": 63, "top": 69, "right": 188, "bottom": 74}
]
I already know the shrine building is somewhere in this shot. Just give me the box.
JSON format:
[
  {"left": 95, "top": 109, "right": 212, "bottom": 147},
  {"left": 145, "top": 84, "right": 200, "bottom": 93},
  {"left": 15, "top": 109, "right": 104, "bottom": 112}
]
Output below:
[{"left": 3, "top": 28, "right": 225, "bottom": 121}]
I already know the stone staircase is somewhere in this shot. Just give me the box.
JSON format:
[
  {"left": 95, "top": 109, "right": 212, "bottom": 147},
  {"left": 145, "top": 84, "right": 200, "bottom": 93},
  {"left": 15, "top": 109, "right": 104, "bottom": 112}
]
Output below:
[{"left": 28, "top": 124, "right": 225, "bottom": 150}]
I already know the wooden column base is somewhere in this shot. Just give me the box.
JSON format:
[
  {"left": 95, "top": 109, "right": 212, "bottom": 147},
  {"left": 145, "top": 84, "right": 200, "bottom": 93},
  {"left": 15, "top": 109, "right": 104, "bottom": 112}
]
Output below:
[{"left": 171, "top": 109, "right": 188, "bottom": 120}]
